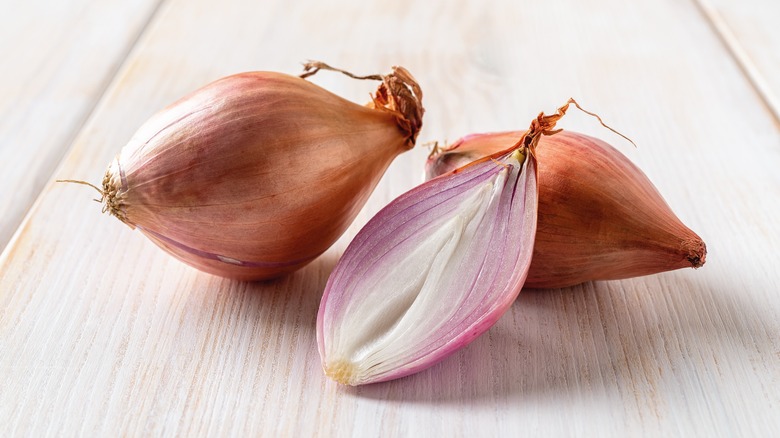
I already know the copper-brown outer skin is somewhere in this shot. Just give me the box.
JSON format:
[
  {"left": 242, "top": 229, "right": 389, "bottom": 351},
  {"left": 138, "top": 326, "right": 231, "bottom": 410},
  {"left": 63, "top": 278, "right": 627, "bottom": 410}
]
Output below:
[
  {"left": 426, "top": 131, "right": 706, "bottom": 289},
  {"left": 107, "top": 72, "right": 415, "bottom": 280}
]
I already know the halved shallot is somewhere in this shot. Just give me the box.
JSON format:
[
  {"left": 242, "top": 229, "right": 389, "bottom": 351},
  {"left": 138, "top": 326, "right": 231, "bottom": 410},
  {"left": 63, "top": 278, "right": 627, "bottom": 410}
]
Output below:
[{"left": 319, "top": 148, "right": 535, "bottom": 385}]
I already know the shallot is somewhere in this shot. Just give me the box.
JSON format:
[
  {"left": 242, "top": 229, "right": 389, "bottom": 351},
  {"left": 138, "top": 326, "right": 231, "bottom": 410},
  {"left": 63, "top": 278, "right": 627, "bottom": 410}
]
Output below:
[
  {"left": 63, "top": 62, "right": 424, "bottom": 280},
  {"left": 426, "top": 130, "right": 706, "bottom": 288}
]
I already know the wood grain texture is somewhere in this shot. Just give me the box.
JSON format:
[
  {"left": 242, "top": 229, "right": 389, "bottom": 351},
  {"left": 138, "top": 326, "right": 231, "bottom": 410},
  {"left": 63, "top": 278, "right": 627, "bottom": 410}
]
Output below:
[
  {"left": 0, "top": 0, "right": 163, "bottom": 251},
  {"left": 2, "top": 0, "right": 780, "bottom": 436},
  {"left": 695, "top": 0, "right": 780, "bottom": 122}
]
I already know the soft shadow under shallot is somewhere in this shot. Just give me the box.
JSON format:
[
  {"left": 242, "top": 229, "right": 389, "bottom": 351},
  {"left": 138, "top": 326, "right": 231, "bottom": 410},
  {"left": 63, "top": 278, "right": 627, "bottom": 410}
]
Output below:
[{"left": 352, "top": 274, "right": 777, "bottom": 405}]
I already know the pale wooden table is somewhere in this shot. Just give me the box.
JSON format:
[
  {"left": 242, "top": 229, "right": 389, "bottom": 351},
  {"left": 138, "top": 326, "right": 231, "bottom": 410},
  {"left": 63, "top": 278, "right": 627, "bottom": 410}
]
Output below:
[{"left": 2, "top": 0, "right": 779, "bottom": 436}]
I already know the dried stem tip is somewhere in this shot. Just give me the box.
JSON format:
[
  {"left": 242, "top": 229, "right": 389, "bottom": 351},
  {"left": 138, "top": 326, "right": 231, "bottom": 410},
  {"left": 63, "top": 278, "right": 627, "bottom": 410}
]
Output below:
[
  {"left": 511, "top": 98, "right": 636, "bottom": 158},
  {"left": 300, "top": 61, "right": 424, "bottom": 146}
]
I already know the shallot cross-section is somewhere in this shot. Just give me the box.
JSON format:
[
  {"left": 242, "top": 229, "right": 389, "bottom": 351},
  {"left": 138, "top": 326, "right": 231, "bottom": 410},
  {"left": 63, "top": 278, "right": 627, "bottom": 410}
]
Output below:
[{"left": 317, "top": 148, "right": 537, "bottom": 385}]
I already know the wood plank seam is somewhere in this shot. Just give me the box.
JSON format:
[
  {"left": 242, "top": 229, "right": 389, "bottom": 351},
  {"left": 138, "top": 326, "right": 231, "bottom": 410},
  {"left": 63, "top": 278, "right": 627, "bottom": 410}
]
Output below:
[
  {"left": 692, "top": 0, "right": 780, "bottom": 125},
  {"left": 0, "top": 0, "right": 170, "bottom": 257}
]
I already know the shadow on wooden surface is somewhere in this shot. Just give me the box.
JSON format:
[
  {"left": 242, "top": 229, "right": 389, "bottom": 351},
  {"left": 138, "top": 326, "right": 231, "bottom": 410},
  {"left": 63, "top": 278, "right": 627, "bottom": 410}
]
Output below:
[
  {"left": 239, "top": 251, "right": 338, "bottom": 330},
  {"left": 351, "top": 275, "right": 777, "bottom": 407}
]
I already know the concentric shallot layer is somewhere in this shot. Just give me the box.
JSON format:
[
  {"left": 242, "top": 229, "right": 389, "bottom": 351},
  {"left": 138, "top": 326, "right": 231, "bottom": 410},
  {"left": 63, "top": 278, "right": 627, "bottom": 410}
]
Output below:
[{"left": 318, "top": 150, "right": 537, "bottom": 385}]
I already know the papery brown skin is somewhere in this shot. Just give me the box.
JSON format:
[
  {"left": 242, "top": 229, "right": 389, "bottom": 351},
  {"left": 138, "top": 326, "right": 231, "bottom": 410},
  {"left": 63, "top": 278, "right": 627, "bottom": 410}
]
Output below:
[
  {"left": 426, "top": 131, "right": 706, "bottom": 288},
  {"left": 101, "top": 69, "right": 422, "bottom": 280}
]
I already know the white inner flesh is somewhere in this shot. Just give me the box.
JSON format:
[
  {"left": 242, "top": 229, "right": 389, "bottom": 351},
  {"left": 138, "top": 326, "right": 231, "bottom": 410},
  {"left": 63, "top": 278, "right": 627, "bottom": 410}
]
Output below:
[{"left": 330, "top": 167, "right": 510, "bottom": 382}]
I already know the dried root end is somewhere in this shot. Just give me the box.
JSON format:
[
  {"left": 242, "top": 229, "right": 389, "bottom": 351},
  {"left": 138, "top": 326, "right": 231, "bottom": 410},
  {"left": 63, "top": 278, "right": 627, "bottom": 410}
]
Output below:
[
  {"left": 56, "top": 172, "right": 127, "bottom": 228},
  {"left": 99, "top": 169, "right": 132, "bottom": 227},
  {"left": 324, "top": 359, "right": 358, "bottom": 386}
]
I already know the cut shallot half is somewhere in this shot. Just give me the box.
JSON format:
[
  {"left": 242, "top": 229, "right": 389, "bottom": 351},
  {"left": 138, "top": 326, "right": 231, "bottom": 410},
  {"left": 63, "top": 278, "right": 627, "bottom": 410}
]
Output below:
[{"left": 317, "top": 145, "right": 537, "bottom": 385}]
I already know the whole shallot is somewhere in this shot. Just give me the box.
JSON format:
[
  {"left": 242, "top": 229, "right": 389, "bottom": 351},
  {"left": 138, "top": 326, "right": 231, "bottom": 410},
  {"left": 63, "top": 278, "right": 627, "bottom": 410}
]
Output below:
[
  {"left": 426, "top": 128, "right": 706, "bottom": 288},
  {"left": 63, "top": 62, "right": 424, "bottom": 280}
]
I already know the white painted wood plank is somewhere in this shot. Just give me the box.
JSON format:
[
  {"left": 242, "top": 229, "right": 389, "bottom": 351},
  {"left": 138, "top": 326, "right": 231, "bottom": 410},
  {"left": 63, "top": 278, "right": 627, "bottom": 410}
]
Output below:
[
  {"left": 695, "top": 0, "right": 780, "bottom": 121},
  {"left": 1, "top": 0, "right": 779, "bottom": 436},
  {"left": 0, "top": 0, "right": 163, "bottom": 251}
]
